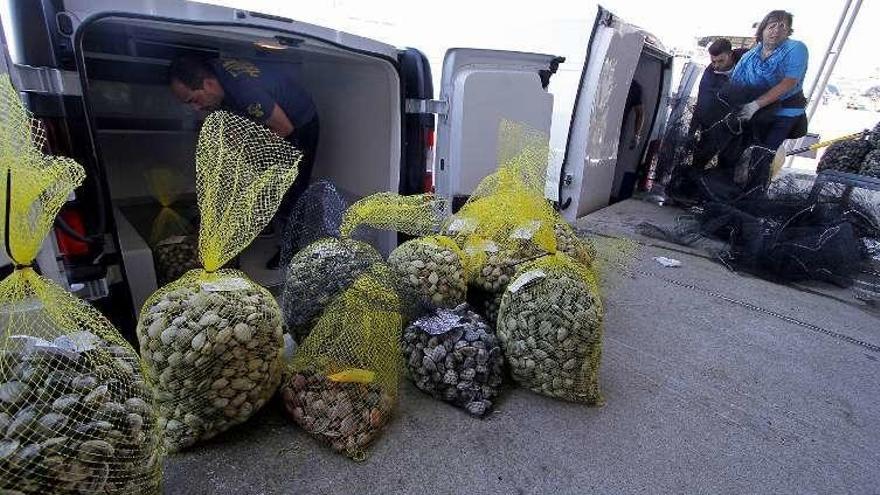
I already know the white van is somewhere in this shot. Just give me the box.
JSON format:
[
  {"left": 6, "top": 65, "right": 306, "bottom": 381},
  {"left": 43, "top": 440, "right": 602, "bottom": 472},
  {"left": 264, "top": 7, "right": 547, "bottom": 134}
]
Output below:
[{"left": 0, "top": 1, "right": 678, "bottom": 338}]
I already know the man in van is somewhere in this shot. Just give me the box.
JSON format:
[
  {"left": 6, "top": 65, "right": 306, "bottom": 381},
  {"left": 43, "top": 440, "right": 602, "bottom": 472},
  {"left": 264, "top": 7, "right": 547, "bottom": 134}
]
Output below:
[{"left": 168, "top": 56, "right": 319, "bottom": 269}]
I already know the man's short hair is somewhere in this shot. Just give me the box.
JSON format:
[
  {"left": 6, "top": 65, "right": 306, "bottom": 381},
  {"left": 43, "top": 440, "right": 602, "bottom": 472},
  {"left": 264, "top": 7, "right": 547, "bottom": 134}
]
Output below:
[
  {"left": 755, "top": 10, "right": 794, "bottom": 41},
  {"left": 708, "top": 38, "right": 733, "bottom": 57},
  {"left": 168, "top": 56, "right": 215, "bottom": 89}
]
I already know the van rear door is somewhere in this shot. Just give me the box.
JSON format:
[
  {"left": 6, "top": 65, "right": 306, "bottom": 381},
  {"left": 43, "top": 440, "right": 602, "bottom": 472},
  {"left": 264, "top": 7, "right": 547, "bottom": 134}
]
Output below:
[
  {"left": 557, "top": 6, "right": 666, "bottom": 220},
  {"left": 432, "top": 48, "right": 563, "bottom": 209}
]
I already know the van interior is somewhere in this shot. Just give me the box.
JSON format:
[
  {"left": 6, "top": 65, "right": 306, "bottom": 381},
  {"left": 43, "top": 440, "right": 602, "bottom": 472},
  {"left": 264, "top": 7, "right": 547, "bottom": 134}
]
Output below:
[
  {"left": 79, "top": 16, "right": 405, "bottom": 311},
  {"left": 610, "top": 47, "right": 666, "bottom": 202}
]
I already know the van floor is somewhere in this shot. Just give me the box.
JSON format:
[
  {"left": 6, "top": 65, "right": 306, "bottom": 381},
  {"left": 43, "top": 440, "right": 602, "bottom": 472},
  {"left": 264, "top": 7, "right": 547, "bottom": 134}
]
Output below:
[{"left": 163, "top": 199, "right": 880, "bottom": 495}]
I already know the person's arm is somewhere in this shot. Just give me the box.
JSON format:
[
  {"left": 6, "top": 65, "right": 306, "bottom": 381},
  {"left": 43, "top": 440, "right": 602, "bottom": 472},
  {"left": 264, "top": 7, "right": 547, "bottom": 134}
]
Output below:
[
  {"left": 265, "top": 103, "right": 295, "bottom": 138},
  {"left": 754, "top": 78, "right": 799, "bottom": 109}
]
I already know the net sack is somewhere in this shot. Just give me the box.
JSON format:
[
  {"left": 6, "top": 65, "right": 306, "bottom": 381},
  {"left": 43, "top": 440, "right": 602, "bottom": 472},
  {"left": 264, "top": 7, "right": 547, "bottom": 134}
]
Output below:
[
  {"left": 387, "top": 235, "right": 469, "bottom": 316},
  {"left": 403, "top": 303, "right": 504, "bottom": 417},
  {"left": 279, "top": 179, "right": 347, "bottom": 271},
  {"left": 0, "top": 75, "right": 162, "bottom": 494},
  {"left": 145, "top": 168, "right": 200, "bottom": 286},
  {"left": 339, "top": 192, "right": 446, "bottom": 240},
  {"left": 136, "top": 110, "right": 301, "bottom": 452},
  {"left": 282, "top": 191, "right": 446, "bottom": 339},
  {"left": 281, "top": 264, "right": 402, "bottom": 459},
  {"left": 152, "top": 235, "right": 199, "bottom": 287},
  {"left": 496, "top": 253, "right": 604, "bottom": 404},
  {"left": 282, "top": 238, "right": 382, "bottom": 344}
]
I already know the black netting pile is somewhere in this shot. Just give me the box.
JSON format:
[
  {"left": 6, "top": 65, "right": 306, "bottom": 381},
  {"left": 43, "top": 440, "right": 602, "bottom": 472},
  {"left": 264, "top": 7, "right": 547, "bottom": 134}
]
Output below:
[
  {"left": 640, "top": 175, "right": 880, "bottom": 287},
  {"left": 660, "top": 84, "right": 768, "bottom": 204}
]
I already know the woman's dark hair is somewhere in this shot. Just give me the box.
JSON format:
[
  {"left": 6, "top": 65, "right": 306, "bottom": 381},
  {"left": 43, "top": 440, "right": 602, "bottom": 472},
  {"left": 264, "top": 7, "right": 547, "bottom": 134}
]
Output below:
[
  {"left": 168, "top": 56, "right": 215, "bottom": 89},
  {"left": 755, "top": 10, "right": 794, "bottom": 41}
]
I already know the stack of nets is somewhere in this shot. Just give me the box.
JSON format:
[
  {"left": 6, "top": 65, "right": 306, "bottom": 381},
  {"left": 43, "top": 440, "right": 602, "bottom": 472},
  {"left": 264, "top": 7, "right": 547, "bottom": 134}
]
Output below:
[
  {"left": 136, "top": 110, "right": 301, "bottom": 452},
  {"left": 0, "top": 75, "right": 163, "bottom": 494},
  {"left": 641, "top": 174, "right": 880, "bottom": 287}
]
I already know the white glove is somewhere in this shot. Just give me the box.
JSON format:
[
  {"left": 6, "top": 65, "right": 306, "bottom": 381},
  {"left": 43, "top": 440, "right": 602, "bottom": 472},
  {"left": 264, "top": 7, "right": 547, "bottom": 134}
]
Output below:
[{"left": 738, "top": 101, "right": 761, "bottom": 121}]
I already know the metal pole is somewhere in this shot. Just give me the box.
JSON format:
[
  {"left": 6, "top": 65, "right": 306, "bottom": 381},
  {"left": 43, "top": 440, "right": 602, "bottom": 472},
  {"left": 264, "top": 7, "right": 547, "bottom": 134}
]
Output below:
[
  {"left": 805, "top": 0, "right": 851, "bottom": 101},
  {"left": 806, "top": 0, "right": 863, "bottom": 122},
  {"left": 785, "top": 0, "right": 863, "bottom": 169}
]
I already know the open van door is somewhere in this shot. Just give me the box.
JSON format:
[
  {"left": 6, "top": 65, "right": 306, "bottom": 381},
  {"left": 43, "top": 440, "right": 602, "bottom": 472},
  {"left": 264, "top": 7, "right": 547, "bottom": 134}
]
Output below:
[
  {"left": 433, "top": 48, "right": 563, "bottom": 209},
  {"left": 557, "top": 6, "right": 671, "bottom": 221}
]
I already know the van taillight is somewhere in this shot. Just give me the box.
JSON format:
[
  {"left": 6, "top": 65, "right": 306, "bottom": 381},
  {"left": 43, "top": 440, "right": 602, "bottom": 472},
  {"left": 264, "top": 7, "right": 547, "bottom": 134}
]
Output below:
[
  {"left": 56, "top": 209, "right": 89, "bottom": 257},
  {"left": 424, "top": 128, "right": 435, "bottom": 193}
]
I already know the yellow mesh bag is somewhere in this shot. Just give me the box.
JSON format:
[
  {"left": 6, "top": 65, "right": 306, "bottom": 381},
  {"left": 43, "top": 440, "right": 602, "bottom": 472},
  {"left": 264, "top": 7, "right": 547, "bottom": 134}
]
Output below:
[
  {"left": 0, "top": 76, "right": 162, "bottom": 494},
  {"left": 136, "top": 110, "right": 301, "bottom": 452},
  {"left": 387, "top": 235, "right": 470, "bottom": 315},
  {"left": 283, "top": 191, "right": 445, "bottom": 341},
  {"left": 339, "top": 192, "right": 445, "bottom": 239},
  {"left": 281, "top": 263, "right": 401, "bottom": 460},
  {"left": 445, "top": 121, "right": 598, "bottom": 324},
  {"left": 145, "top": 168, "right": 200, "bottom": 286},
  {"left": 282, "top": 238, "right": 383, "bottom": 344},
  {"left": 496, "top": 253, "right": 604, "bottom": 404}
]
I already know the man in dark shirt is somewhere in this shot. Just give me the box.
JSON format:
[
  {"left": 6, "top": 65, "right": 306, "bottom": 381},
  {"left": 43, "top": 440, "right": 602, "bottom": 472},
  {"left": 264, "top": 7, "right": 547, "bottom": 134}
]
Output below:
[
  {"left": 691, "top": 38, "right": 747, "bottom": 169},
  {"left": 169, "top": 56, "right": 319, "bottom": 268}
]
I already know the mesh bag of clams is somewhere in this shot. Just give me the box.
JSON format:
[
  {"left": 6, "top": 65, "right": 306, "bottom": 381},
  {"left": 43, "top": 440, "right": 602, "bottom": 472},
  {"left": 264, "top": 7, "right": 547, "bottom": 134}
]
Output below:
[
  {"left": 817, "top": 137, "right": 873, "bottom": 174},
  {"left": 136, "top": 110, "right": 301, "bottom": 452},
  {"left": 279, "top": 179, "right": 347, "bottom": 272},
  {"left": 283, "top": 192, "right": 446, "bottom": 342},
  {"left": 144, "top": 168, "right": 200, "bottom": 286},
  {"left": 387, "top": 234, "right": 471, "bottom": 317},
  {"left": 0, "top": 75, "right": 162, "bottom": 494},
  {"left": 403, "top": 303, "right": 504, "bottom": 417},
  {"left": 444, "top": 121, "right": 596, "bottom": 324},
  {"left": 497, "top": 253, "right": 604, "bottom": 404},
  {"left": 282, "top": 238, "right": 382, "bottom": 344},
  {"left": 342, "top": 192, "right": 450, "bottom": 320},
  {"left": 281, "top": 263, "right": 402, "bottom": 459}
]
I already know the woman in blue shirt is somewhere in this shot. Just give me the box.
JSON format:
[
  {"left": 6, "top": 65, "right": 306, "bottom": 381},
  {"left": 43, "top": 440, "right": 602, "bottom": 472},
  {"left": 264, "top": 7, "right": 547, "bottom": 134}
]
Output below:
[{"left": 730, "top": 10, "right": 808, "bottom": 186}]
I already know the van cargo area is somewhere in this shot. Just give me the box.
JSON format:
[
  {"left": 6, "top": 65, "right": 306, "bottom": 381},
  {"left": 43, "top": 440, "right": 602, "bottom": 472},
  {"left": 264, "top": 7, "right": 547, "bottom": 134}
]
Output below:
[
  {"left": 160, "top": 199, "right": 880, "bottom": 494},
  {"left": 81, "top": 15, "right": 403, "bottom": 314}
]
